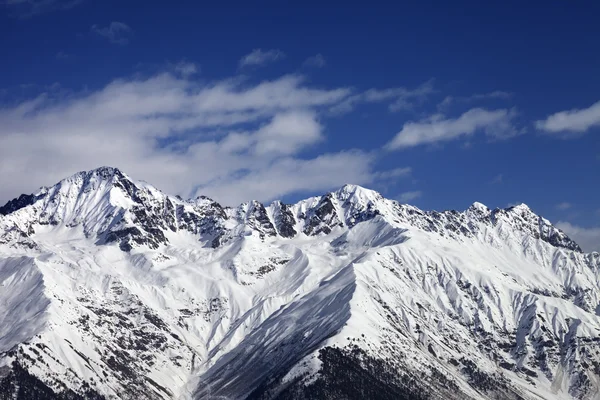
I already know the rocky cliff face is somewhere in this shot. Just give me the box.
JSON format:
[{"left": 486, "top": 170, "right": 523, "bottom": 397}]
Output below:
[{"left": 0, "top": 167, "right": 598, "bottom": 399}]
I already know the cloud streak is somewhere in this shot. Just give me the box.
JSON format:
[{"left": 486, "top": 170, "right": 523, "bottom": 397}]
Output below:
[
  {"left": 536, "top": 100, "right": 600, "bottom": 135},
  {"left": 239, "top": 49, "right": 285, "bottom": 68},
  {"left": 386, "top": 108, "right": 518, "bottom": 150},
  {"left": 330, "top": 80, "right": 434, "bottom": 115},
  {"left": 438, "top": 91, "right": 512, "bottom": 110}
]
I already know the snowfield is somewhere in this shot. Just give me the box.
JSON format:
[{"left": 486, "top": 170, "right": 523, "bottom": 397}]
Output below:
[{"left": 0, "top": 167, "right": 599, "bottom": 399}]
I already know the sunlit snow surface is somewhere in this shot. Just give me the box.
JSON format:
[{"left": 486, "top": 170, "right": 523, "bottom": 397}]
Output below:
[{"left": 0, "top": 168, "right": 599, "bottom": 399}]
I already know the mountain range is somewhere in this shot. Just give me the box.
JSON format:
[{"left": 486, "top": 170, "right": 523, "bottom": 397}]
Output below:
[{"left": 0, "top": 167, "right": 599, "bottom": 399}]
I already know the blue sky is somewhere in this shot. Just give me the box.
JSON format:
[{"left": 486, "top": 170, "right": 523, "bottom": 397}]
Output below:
[{"left": 0, "top": 1, "right": 599, "bottom": 250}]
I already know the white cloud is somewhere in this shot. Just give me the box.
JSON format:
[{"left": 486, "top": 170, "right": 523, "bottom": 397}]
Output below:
[
  {"left": 556, "top": 202, "right": 572, "bottom": 210},
  {"left": 330, "top": 80, "right": 434, "bottom": 115},
  {"left": 303, "top": 54, "right": 326, "bottom": 68},
  {"left": 251, "top": 111, "right": 322, "bottom": 156},
  {"left": 214, "top": 110, "right": 323, "bottom": 158},
  {"left": 190, "top": 75, "right": 350, "bottom": 112},
  {"left": 556, "top": 222, "right": 600, "bottom": 253},
  {"left": 91, "top": 21, "right": 133, "bottom": 45},
  {"left": 239, "top": 49, "right": 285, "bottom": 68},
  {"left": 398, "top": 190, "right": 422, "bottom": 203},
  {"left": 386, "top": 108, "right": 518, "bottom": 150},
  {"left": 536, "top": 100, "right": 600, "bottom": 135},
  {"left": 0, "top": 70, "right": 410, "bottom": 206},
  {"left": 196, "top": 151, "right": 377, "bottom": 204}
]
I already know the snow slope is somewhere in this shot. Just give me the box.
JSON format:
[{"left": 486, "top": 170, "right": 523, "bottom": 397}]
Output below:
[{"left": 0, "top": 167, "right": 599, "bottom": 399}]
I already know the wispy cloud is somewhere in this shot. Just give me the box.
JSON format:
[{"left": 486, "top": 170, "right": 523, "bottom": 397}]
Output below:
[
  {"left": 386, "top": 108, "right": 519, "bottom": 150},
  {"left": 438, "top": 91, "right": 512, "bottom": 110},
  {"left": 556, "top": 202, "right": 572, "bottom": 210},
  {"left": 330, "top": 79, "right": 434, "bottom": 115},
  {"left": 556, "top": 221, "right": 600, "bottom": 253},
  {"left": 536, "top": 100, "right": 600, "bottom": 135},
  {"left": 91, "top": 21, "right": 133, "bottom": 45},
  {"left": 373, "top": 167, "right": 412, "bottom": 180},
  {"left": 239, "top": 49, "right": 285, "bottom": 68},
  {"left": 0, "top": 70, "right": 411, "bottom": 205},
  {"left": 1, "top": 0, "right": 83, "bottom": 18},
  {"left": 398, "top": 190, "right": 422, "bottom": 203},
  {"left": 303, "top": 54, "right": 326, "bottom": 68}
]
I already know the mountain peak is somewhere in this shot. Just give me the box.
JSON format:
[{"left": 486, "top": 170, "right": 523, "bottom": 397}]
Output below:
[
  {"left": 0, "top": 167, "right": 131, "bottom": 216},
  {"left": 88, "top": 165, "right": 125, "bottom": 177},
  {"left": 505, "top": 202, "right": 532, "bottom": 213},
  {"left": 61, "top": 166, "right": 129, "bottom": 185},
  {"left": 467, "top": 201, "right": 489, "bottom": 213},
  {"left": 334, "top": 184, "right": 383, "bottom": 204}
]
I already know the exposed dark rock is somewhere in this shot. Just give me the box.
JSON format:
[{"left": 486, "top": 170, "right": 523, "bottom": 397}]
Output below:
[
  {"left": 0, "top": 194, "right": 38, "bottom": 216},
  {"left": 0, "top": 362, "right": 105, "bottom": 400},
  {"left": 344, "top": 201, "right": 380, "bottom": 228},
  {"left": 247, "top": 346, "right": 461, "bottom": 400},
  {"left": 246, "top": 201, "right": 277, "bottom": 239},
  {"left": 303, "top": 194, "right": 343, "bottom": 236},
  {"left": 459, "top": 358, "right": 524, "bottom": 400},
  {"left": 272, "top": 202, "right": 297, "bottom": 238}
]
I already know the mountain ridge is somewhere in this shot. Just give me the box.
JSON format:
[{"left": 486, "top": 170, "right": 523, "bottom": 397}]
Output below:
[{"left": 0, "top": 166, "right": 584, "bottom": 254}]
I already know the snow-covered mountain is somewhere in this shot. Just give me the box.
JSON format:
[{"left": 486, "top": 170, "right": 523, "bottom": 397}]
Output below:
[{"left": 0, "top": 167, "right": 599, "bottom": 400}]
